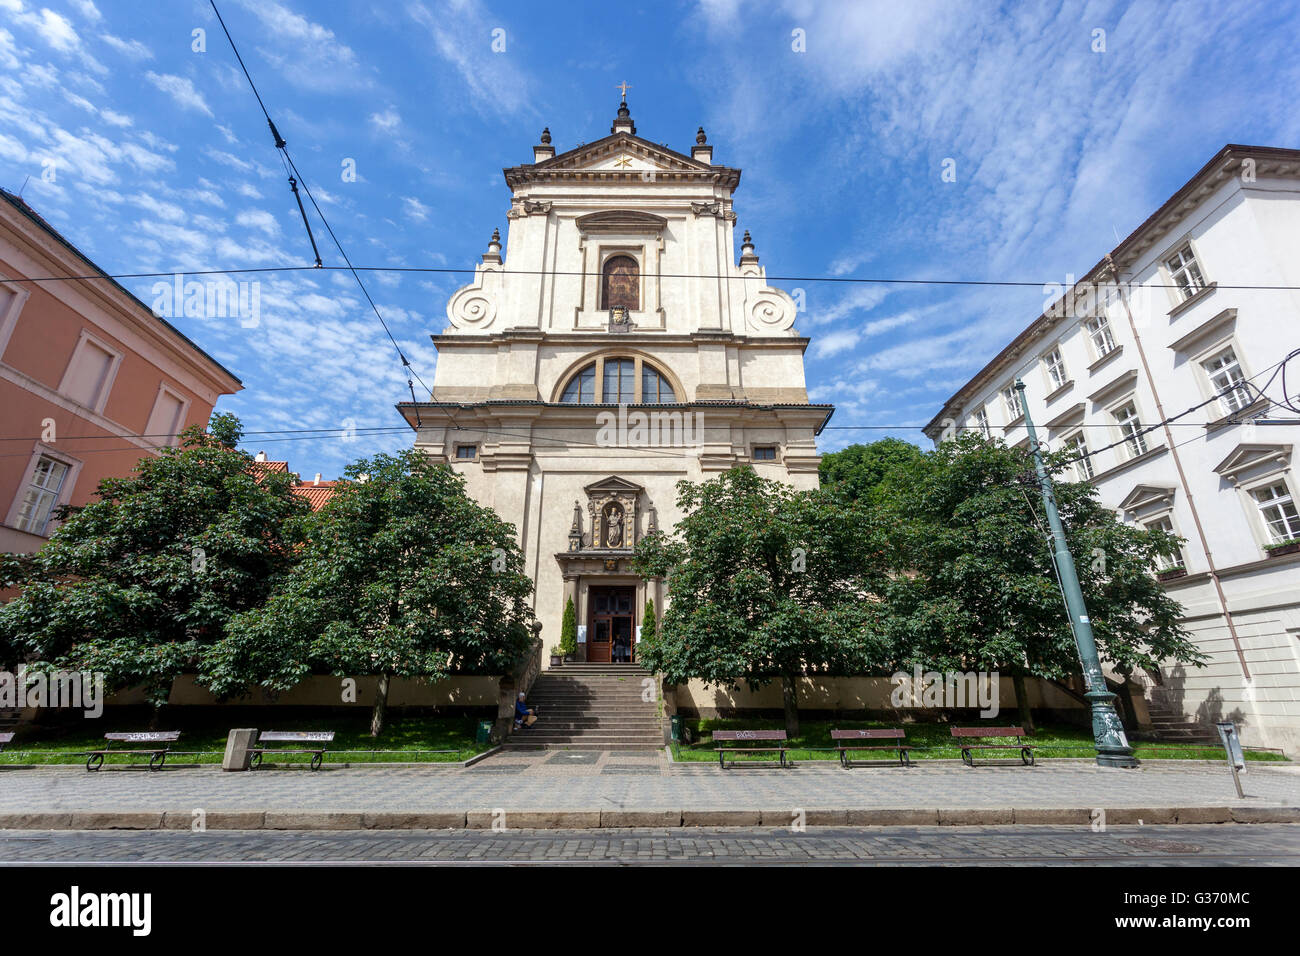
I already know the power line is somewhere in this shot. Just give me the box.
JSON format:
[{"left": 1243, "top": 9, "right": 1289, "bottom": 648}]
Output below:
[
  {"left": 11, "top": 261, "right": 1300, "bottom": 292},
  {"left": 1043, "top": 350, "right": 1300, "bottom": 469},
  {"left": 208, "top": 0, "right": 430, "bottom": 416}
]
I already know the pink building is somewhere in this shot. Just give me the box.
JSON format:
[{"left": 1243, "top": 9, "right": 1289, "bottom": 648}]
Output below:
[{"left": 0, "top": 188, "right": 241, "bottom": 554}]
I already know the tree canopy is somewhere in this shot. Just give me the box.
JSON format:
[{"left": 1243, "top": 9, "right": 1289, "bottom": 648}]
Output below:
[
  {"left": 634, "top": 466, "right": 892, "bottom": 734},
  {"left": 638, "top": 438, "right": 1204, "bottom": 733},
  {"left": 202, "top": 449, "right": 535, "bottom": 734},
  {"left": 0, "top": 414, "right": 309, "bottom": 705}
]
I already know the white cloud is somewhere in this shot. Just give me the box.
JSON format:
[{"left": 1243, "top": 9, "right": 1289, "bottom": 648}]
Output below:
[
  {"left": 70, "top": 0, "right": 101, "bottom": 22},
  {"left": 811, "top": 327, "right": 859, "bottom": 359},
  {"left": 369, "top": 107, "right": 401, "bottom": 132},
  {"left": 407, "top": 0, "right": 536, "bottom": 117},
  {"left": 235, "top": 0, "right": 366, "bottom": 90},
  {"left": 236, "top": 209, "right": 281, "bottom": 235},
  {"left": 402, "top": 196, "right": 429, "bottom": 222},
  {"left": 102, "top": 34, "right": 152, "bottom": 60},
  {"left": 145, "top": 72, "right": 213, "bottom": 117}
]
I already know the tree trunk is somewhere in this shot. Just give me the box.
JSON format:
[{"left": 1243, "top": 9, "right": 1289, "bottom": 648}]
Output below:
[
  {"left": 1012, "top": 673, "right": 1035, "bottom": 734},
  {"left": 370, "top": 673, "right": 391, "bottom": 737},
  {"left": 780, "top": 675, "right": 800, "bottom": 738}
]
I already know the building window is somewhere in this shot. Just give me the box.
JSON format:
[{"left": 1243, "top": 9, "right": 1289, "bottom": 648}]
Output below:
[
  {"left": 600, "top": 255, "right": 639, "bottom": 311},
  {"left": 1085, "top": 316, "right": 1116, "bottom": 358},
  {"left": 145, "top": 385, "right": 187, "bottom": 447},
  {"left": 1001, "top": 384, "right": 1023, "bottom": 421},
  {"left": 973, "top": 407, "right": 990, "bottom": 438},
  {"left": 1066, "top": 432, "right": 1094, "bottom": 481},
  {"left": 14, "top": 455, "right": 70, "bottom": 535},
  {"left": 753, "top": 446, "right": 777, "bottom": 461},
  {"left": 61, "top": 333, "right": 120, "bottom": 412},
  {"left": 641, "top": 365, "right": 676, "bottom": 403},
  {"left": 602, "top": 358, "right": 636, "bottom": 403},
  {"left": 1144, "top": 515, "right": 1184, "bottom": 570},
  {"left": 455, "top": 445, "right": 477, "bottom": 460},
  {"left": 1165, "top": 243, "right": 1206, "bottom": 301},
  {"left": 1202, "top": 347, "right": 1251, "bottom": 415},
  {"left": 1252, "top": 482, "right": 1300, "bottom": 544},
  {"left": 1043, "top": 348, "right": 1068, "bottom": 391},
  {"left": 559, "top": 357, "right": 675, "bottom": 404},
  {"left": 561, "top": 363, "right": 597, "bottom": 403},
  {"left": 1113, "top": 401, "right": 1148, "bottom": 457}
]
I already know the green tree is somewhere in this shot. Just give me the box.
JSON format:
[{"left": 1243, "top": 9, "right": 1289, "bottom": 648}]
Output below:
[
  {"left": 634, "top": 467, "right": 890, "bottom": 735},
  {"left": 819, "top": 438, "right": 924, "bottom": 503},
  {"left": 877, "top": 433, "right": 1204, "bottom": 729},
  {"left": 204, "top": 449, "right": 535, "bottom": 735},
  {"left": 559, "top": 596, "right": 578, "bottom": 658},
  {"left": 0, "top": 414, "right": 309, "bottom": 706}
]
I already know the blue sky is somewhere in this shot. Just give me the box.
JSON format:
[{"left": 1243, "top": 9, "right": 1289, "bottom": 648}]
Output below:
[{"left": 3, "top": 0, "right": 1299, "bottom": 478}]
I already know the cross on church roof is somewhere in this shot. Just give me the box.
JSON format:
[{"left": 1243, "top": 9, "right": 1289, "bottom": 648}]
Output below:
[{"left": 616, "top": 81, "right": 632, "bottom": 102}]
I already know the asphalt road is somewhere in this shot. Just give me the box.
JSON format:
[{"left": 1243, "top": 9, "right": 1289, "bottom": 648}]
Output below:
[{"left": 2, "top": 824, "right": 1297, "bottom": 865}]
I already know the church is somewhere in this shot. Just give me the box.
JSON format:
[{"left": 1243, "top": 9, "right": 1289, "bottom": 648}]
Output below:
[{"left": 398, "top": 97, "right": 833, "bottom": 666}]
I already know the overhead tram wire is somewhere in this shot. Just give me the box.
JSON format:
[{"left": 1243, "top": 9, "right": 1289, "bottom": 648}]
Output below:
[
  {"left": 12, "top": 262, "right": 1300, "bottom": 292},
  {"left": 208, "top": 0, "right": 429, "bottom": 427}
]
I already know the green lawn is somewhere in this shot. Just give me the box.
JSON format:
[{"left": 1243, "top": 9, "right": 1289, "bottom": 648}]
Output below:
[
  {"left": 674, "top": 718, "right": 1289, "bottom": 763},
  {"left": 0, "top": 713, "right": 490, "bottom": 766}
]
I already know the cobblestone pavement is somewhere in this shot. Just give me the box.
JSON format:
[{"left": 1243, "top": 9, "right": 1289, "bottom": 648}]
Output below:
[
  {"left": 0, "top": 824, "right": 1295, "bottom": 865},
  {"left": 0, "top": 757, "right": 1295, "bottom": 813}
]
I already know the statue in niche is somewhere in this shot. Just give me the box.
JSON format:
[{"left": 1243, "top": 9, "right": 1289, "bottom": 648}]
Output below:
[{"left": 604, "top": 503, "right": 624, "bottom": 548}]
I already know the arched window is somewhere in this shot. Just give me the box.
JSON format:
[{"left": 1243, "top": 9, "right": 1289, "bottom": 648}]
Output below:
[
  {"left": 641, "top": 365, "right": 676, "bottom": 403},
  {"left": 557, "top": 357, "right": 677, "bottom": 404},
  {"left": 560, "top": 363, "right": 596, "bottom": 403},
  {"left": 601, "top": 255, "right": 639, "bottom": 311}
]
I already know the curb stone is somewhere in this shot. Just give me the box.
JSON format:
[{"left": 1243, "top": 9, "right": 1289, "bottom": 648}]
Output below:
[{"left": 0, "top": 806, "right": 1295, "bottom": 831}]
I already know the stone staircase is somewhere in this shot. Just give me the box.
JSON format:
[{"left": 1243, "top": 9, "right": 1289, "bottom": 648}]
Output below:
[
  {"left": 1139, "top": 700, "right": 1220, "bottom": 744},
  {"left": 505, "top": 663, "right": 662, "bottom": 751}
]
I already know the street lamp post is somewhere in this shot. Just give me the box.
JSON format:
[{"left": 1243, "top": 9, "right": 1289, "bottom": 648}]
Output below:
[{"left": 1016, "top": 378, "right": 1139, "bottom": 768}]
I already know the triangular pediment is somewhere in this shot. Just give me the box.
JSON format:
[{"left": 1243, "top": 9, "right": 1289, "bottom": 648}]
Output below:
[
  {"left": 541, "top": 134, "right": 709, "bottom": 173},
  {"left": 1213, "top": 443, "right": 1292, "bottom": 481},
  {"left": 1118, "top": 484, "right": 1177, "bottom": 512},
  {"left": 584, "top": 475, "right": 644, "bottom": 495},
  {"left": 505, "top": 133, "right": 741, "bottom": 189}
]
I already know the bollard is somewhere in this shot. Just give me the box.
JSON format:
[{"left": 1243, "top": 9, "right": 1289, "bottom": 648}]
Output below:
[{"left": 223, "top": 728, "right": 258, "bottom": 771}]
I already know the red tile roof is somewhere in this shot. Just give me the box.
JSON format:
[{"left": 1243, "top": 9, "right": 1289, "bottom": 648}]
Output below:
[{"left": 250, "top": 455, "right": 342, "bottom": 510}]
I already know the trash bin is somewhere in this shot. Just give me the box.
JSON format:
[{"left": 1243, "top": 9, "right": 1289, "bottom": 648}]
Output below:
[
  {"left": 669, "top": 714, "right": 682, "bottom": 743},
  {"left": 476, "top": 720, "right": 493, "bottom": 746}
]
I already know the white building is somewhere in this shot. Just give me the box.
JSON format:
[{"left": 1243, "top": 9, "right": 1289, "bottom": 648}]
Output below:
[
  {"left": 399, "top": 100, "right": 830, "bottom": 668},
  {"left": 925, "top": 145, "right": 1300, "bottom": 754}
]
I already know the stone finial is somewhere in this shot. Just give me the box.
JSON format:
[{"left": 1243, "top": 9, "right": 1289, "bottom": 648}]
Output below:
[
  {"left": 696, "top": 126, "right": 707, "bottom": 145},
  {"left": 540, "top": 127, "right": 551, "bottom": 144},
  {"left": 483, "top": 227, "right": 503, "bottom": 263},
  {"left": 568, "top": 500, "right": 584, "bottom": 552},
  {"left": 739, "top": 229, "right": 759, "bottom": 264}
]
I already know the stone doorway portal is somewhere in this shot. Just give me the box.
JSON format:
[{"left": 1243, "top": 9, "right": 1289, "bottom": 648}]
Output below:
[{"left": 588, "top": 585, "right": 636, "bottom": 664}]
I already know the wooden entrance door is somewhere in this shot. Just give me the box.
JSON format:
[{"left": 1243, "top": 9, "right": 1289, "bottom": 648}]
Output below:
[{"left": 588, "top": 586, "right": 636, "bottom": 664}]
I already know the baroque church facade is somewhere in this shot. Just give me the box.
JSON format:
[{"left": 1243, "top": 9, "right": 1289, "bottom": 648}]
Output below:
[{"left": 399, "top": 99, "right": 832, "bottom": 666}]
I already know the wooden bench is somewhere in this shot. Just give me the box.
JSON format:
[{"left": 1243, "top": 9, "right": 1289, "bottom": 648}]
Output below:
[
  {"left": 950, "top": 726, "right": 1035, "bottom": 766},
  {"left": 0, "top": 732, "right": 12, "bottom": 754},
  {"left": 85, "top": 732, "right": 181, "bottom": 771},
  {"left": 831, "top": 728, "right": 911, "bottom": 768},
  {"left": 250, "top": 731, "right": 335, "bottom": 771},
  {"left": 713, "top": 729, "right": 790, "bottom": 769}
]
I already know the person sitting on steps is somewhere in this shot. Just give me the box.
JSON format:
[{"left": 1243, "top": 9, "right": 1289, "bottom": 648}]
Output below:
[{"left": 514, "top": 692, "right": 538, "bottom": 729}]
